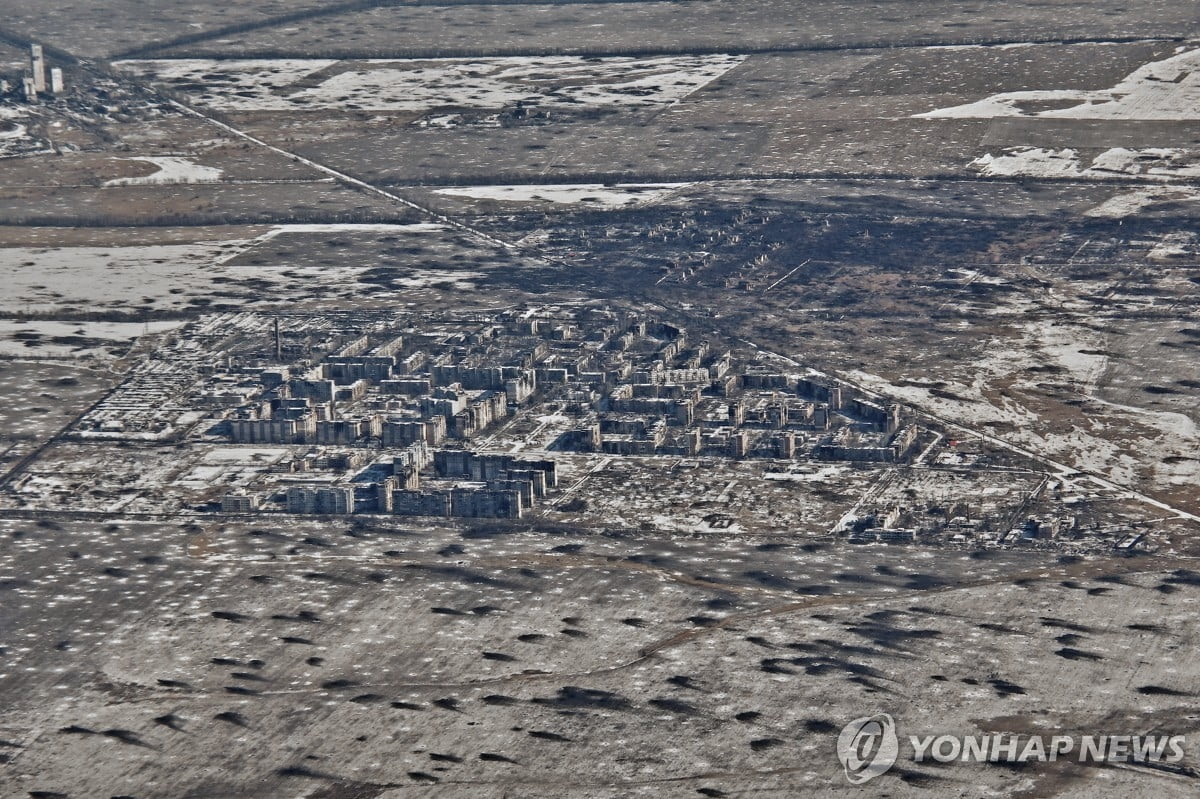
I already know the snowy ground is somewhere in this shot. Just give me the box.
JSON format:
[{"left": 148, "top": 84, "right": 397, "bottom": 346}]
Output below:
[
  {"left": 215, "top": 222, "right": 449, "bottom": 263},
  {"left": 0, "top": 320, "right": 183, "bottom": 358},
  {"left": 920, "top": 45, "right": 1200, "bottom": 201},
  {"left": 916, "top": 45, "right": 1200, "bottom": 120},
  {"left": 1084, "top": 186, "right": 1200, "bottom": 218},
  {"left": 245, "top": 221, "right": 446, "bottom": 244},
  {"left": 1147, "top": 231, "right": 1197, "bottom": 259},
  {"left": 0, "top": 103, "right": 48, "bottom": 157},
  {"left": 3, "top": 511, "right": 1195, "bottom": 798},
  {"left": 115, "top": 55, "right": 747, "bottom": 113},
  {"left": 0, "top": 242, "right": 255, "bottom": 314},
  {"left": 847, "top": 316, "right": 1200, "bottom": 497},
  {"left": 970, "top": 146, "right": 1200, "bottom": 180},
  {"left": 104, "top": 156, "right": 225, "bottom": 186},
  {"left": 0, "top": 223, "right": 467, "bottom": 315},
  {"left": 431, "top": 183, "right": 691, "bottom": 209}
]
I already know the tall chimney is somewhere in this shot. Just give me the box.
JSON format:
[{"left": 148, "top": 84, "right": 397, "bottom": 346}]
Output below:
[{"left": 30, "top": 44, "right": 45, "bottom": 93}]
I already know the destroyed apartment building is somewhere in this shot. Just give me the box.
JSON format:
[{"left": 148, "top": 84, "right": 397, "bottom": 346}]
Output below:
[{"left": 61, "top": 306, "right": 924, "bottom": 521}]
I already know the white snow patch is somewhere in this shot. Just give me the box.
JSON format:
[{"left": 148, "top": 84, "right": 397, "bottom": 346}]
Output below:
[
  {"left": 105, "top": 156, "right": 224, "bottom": 186},
  {"left": 432, "top": 183, "right": 691, "bottom": 208},
  {"left": 416, "top": 113, "right": 500, "bottom": 129},
  {"left": 971, "top": 146, "right": 1200, "bottom": 180},
  {"left": 764, "top": 465, "right": 850, "bottom": 482},
  {"left": 1148, "top": 231, "right": 1196, "bottom": 259},
  {"left": 201, "top": 447, "right": 290, "bottom": 464},
  {"left": 258, "top": 222, "right": 446, "bottom": 238},
  {"left": 947, "top": 268, "right": 1008, "bottom": 285},
  {"left": 115, "top": 55, "right": 747, "bottom": 113},
  {"left": 0, "top": 320, "right": 183, "bottom": 358},
  {"left": 970, "top": 148, "right": 1082, "bottom": 178},
  {"left": 917, "top": 46, "right": 1200, "bottom": 120},
  {"left": 0, "top": 243, "right": 254, "bottom": 313},
  {"left": 1085, "top": 187, "right": 1200, "bottom": 218},
  {"left": 851, "top": 316, "right": 1200, "bottom": 494},
  {"left": 0, "top": 106, "right": 40, "bottom": 155},
  {"left": 116, "top": 58, "right": 338, "bottom": 98},
  {"left": 215, "top": 222, "right": 448, "bottom": 263},
  {"left": 1023, "top": 320, "right": 1106, "bottom": 385},
  {"left": 388, "top": 269, "right": 483, "bottom": 289}
]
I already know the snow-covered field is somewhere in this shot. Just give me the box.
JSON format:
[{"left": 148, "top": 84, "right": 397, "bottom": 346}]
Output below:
[
  {"left": 0, "top": 242, "right": 254, "bottom": 313},
  {"left": 848, "top": 316, "right": 1200, "bottom": 494},
  {"left": 763, "top": 464, "right": 851, "bottom": 483},
  {"left": 970, "top": 148, "right": 1083, "bottom": 178},
  {"left": 104, "top": 156, "right": 224, "bottom": 186},
  {"left": 0, "top": 320, "right": 182, "bottom": 358},
  {"left": 0, "top": 223, "right": 464, "bottom": 314},
  {"left": 970, "top": 146, "right": 1200, "bottom": 180},
  {"left": 432, "top": 183, "right": 691, "bottom": 208},
  {"left": 1147, "top": 231, "right": 1197, "bottom": 259},
  {"left": 1085, "top": 186, "right": 1200, "bottom": 218},
  {"left": 116, "top": 58, "right": 338, "bottom": 104},
  {"left": 219, "top": 221, "right": 448, "bottom": 260},
  {"left": 250, "top": 221, "right": 446, "bottom": 240},
  {"left": 0, "top": 104, "right": 48, "bottom": 158},
  {"left": 380, "top": 268, "right": 483, "bottom": 289},
  {"left": 917, "top": 45, "right": 1200, "bottom": 120},
  {"left": 115, "top": 55, "right": 746, "bottom": 113},
  {"left": 923, "top": 45, "right": 1200, "bottom": 206}
]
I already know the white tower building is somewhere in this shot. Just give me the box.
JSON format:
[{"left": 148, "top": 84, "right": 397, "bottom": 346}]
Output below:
[{"left": 30, "top": 44, "right": 46, "bottom": 93}]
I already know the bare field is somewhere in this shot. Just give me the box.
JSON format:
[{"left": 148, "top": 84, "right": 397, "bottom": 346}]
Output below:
[
  {"left": 0, "top": 223, "right": 526, "bottom": 318},
  {"left": 1098, "top": 319, "right": 1200, "bottom": 425},
  {"left": 113, "top": 43, "right": 1200, "bottom": 185},
  {"left": 144, "top": 1, "right": 1200, "bottom": 59},
  {"left": 0, "top": 360, "right": 114, "bottom": 478},
  {"left": 0, "top": 224, "right": 270, "bottom": 248},
  {"left": 0, "top": 179, "right": 413, "bottom": 226},
  {"left": 2, "top": 517, "right": 1198, "bottom": 797},
  {"left": 0, "top": 115, "right": 326, "bottom": 187},
  {"left": 117, "top": 54, "right": 747, "bottom": 114},
  {"left": 0, "top": 0, "right": 340, "bottom": 58}
]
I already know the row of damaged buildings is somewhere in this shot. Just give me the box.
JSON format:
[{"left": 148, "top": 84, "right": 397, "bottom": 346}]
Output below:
[{"left": 224, "top": 448, "right": 558, "bottom": 520}]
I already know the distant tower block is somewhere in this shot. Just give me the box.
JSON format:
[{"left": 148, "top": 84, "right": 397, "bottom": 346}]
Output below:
[
  {"left": 30, "top": 44, "right": 46, "bottom": 93},
  {"left": 50, "top": 68, "right": 63, "bottom": 95},
  {"left": 22, "top": 77, "right": 36, "bottom": 101}
]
